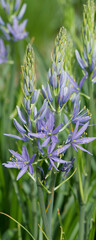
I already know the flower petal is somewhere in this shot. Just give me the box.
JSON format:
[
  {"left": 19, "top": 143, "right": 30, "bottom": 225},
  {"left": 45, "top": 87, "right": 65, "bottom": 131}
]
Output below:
[
  {"left": 74, "top": 121, "right": 89, "bottom": 140},
  {"left": 75, "top": 144, "right": 92, "bottom": 155},
  {"left": 17, "top": 165, "right": 28, "bottom": 180},
  {"left": 52, "top": 143, "right": 70, "bottom": 156},
  {"left": 22, "top": 145, "right": 29, "bottom": 161},
  {"left": 30, "top": 154, "right": 36, "bottom": 163},
  {"left": 29, "top": 165, "right": 34, "bottom": 175},
  {"left": 75, "top": 50, "right": 86, "bottom": 69},
  {"left": 42, "top": 137, "right": 50, "bottom": 147},
  {"left": 18, "top": 4, "right": 27, "bottom": 20},
  {"left": 52, "top": 123, "right": 63, "bottom": 134},
  {"left": 49, "top": 158, "right": 58, "bottom": 171},
  {"left": 16, "top": 106, "right": 27, "bottom": 124}
]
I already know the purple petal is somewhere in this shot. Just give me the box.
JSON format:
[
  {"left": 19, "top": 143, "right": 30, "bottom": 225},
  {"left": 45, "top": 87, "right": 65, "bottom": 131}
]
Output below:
[
  {"left": 14, "top": 0, "right": 20, "bottom": 11},
  {"left": 31, "top": 90, "right": 40, "bottom": 104},
  {"left": 50, "top": 142, "right": 57, "bottom": 153},
  {"left": 76, "top": 137, "right": 96, "bottom": 144},
  {"left": 4, "top": 133, "right": 25, "bottom": 141},
  {"left": 18, "top": 4, "right": 27, "bottom": 20},
  {"left": 17, "top": 165, "right": 28, "bottom": 180},
  {"left": 7, "top": 23, "right": 16, "bottom": 36},
  {"left": 75, "top": 50, "right": 86, "bottom": 69},
  {"left": 47, "top": 143, "right": 52, "bottom": 155},
  {"left": 49, "top": 158, "right": 58, "bottom": 171},
  {"left": 37, "top": 100, "right": 48, "bottom": 119},
  {"left": 2, "top": 162, "right": 18, "bottom": 168},
  {"left": 22, "top": 145, "right": 29, "bottom": 161},
  {"left": 29, "top": 165, "right": 34, "bottom": 175},
  {"left": 52, "top": 143, "right": 71, "bottom": 156},
  {"left": 1, "top": 0, "right": 6, "bottom": 9},
  {"left": 52, "top": 71, "right": 57, "bottom": 89},
  {"left": 72, "top": 143, "right": 78, "bottom": 151},
  {"left": 9, "top": 149, "right": 23, "bottom": 161},
  {"left": 48, "top": 68, "right": 53, "bottom": 86},
  {"left": 19, "top": 19, "right": 28, "bottom": 33},
  {"left": 0, "top": 17, "right": 5, "bottom": 25},
  {"left": 30, "top": 154, "right": 36, "bottom": 163},
  {"left": 37, "top": 139, "right": 44, "bottom": 155},
  {"left": 16, "top": 106, "right": 27, "bottom": 124},
  {"left": 42, "top": 85, "right": 47, "bottom": 99},
  {"left": 13, "top": 118, "right": 26, "bottom": 134},
  {"left": 29, "top": 132, "right": 44, "bottom": 138},
  {"left": 74, "top": 144, "right": 92, "bottom": 155},
  {"left": 42, "top": 137, "right": 50, "bottom": 147},
  {"left": 79, "top": 74, "right": 88, "bottom": 89},
  {"left": 46, "top": 112, "right": 54, "bottom": 131},
  {"left": 52, "top": 123, "right": 63, "bottom": 134},
  {"left": 46, "top": 83, "right": 53, "bottom": 102},
  {"left": 51, "top": 135, "right": 58, "bottom": 143},
  {"left": 72, "top": 121, "right": 80, "bottom": 139},
  {"left": 75, "top": 121, "right": 89, "bottom": 140},
  {"left": 60, "top": 70, "right": 67, "bottom": 87},
  {"left": 67, "top": 73, "right": 79, "bottom": 90},
  {"left": 51, "top": 156, "right": 69, "bottom": 164}
]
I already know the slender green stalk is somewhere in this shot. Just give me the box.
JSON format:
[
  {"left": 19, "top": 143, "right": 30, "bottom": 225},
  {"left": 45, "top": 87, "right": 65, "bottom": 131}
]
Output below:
[
  {"left": 36, "top": 169, "right": 52, "bottom": 240},
  {"left": 79, "top": 202, "right": 85, "bottom": 240},
  {"left": 87, "top": 77, "right": 93, "bottom": 179},
  {"left": 76, "top": 150, "right": 85, "bottom": 240},
  {"left": 8, "top": 42, "right": 16, "bottom": 131},
  {"left": 31, "top": 180, "right": 38, "bottom": 240},
  {"left": 46, "top": 171, "right": 56, "bottom": 236}
]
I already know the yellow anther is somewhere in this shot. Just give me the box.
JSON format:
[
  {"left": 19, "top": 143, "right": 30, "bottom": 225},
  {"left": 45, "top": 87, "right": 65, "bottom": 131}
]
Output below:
[
  {"left": 10, "top": 157, "right": 12, "bottom": 161},
  {"left": 45, "top": 126, "right": 47, "bottom": 129},
  {"left": 84, "top": 105, "right": 86, "bottom": 109},
  {"left": 41, "top": 127, "right": 43, "bottom": 130},
  {"left": 71, "top": 123, "right": 73, "bottom": 133}
]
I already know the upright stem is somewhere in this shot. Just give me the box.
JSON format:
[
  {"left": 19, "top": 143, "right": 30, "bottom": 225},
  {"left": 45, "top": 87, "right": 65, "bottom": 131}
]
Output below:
[
  {"left": 8, "top": 42, "right": 16, "bottom": 131},
  {"left": 79, "top": 202, "right": 85, "bottom": 240},
  {"left": 31, "top": 180, "right": 38, "bottom": 239},
  {"left": 77, "top": 150, "right": 85, "bottom": 240},
  {"left": 36, "top": 169, "right": 52, "bottom": 240},
  {"left": 47, "top": 171, "right": 56, "bottom": 236},
  {"left": 87, "top": 79, "right": 93, "bottom": 179}
]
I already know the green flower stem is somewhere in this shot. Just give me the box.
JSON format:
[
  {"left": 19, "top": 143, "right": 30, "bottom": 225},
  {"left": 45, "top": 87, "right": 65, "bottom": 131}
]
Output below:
[
  {"left": 75, "top": 150, "right": 85, "bottom": 240},
  {"left": 79, "top": 202, "right": 85, "bottom": 240},
  {"left": 36, "top": 168, "right": 52, "bottom": 240},
  {"left": 87, "top": 79, "right": 93, "bottom": 179},
  {"left": 47, "top": 171, "right": 56, "bottom": 237},
  {"left": 31, "top": 180, "right": 38, "bottom": 240},
  {"left": 8, "top": 42, "right": 16, "bottom": 130}
]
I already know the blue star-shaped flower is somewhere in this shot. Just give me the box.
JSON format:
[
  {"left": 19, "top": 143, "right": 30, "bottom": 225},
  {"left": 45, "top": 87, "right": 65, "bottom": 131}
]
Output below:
[
  {"left": 47, "top": 142, "right": 71, "bottom": 171},
  {"left": 29, "top": 112, "right": 63, "bottom": 147},
  {"left": 66, "top": 121, "right": 96, "bottom": 154},
  {"left": 3, "top": 145, "right": 36, "bottom": 180}
]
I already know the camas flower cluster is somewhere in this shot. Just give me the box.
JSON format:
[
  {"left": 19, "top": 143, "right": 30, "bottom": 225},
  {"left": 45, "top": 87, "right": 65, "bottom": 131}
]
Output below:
[
  {"left": 0, "top": 0, "right": 28, "bottom": 63},
  {"left": 3, "top": 28, "right": 96, "bottom": 181},
  {"left": 75, "top": 0, "right": 96, "bottom": 83}
]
